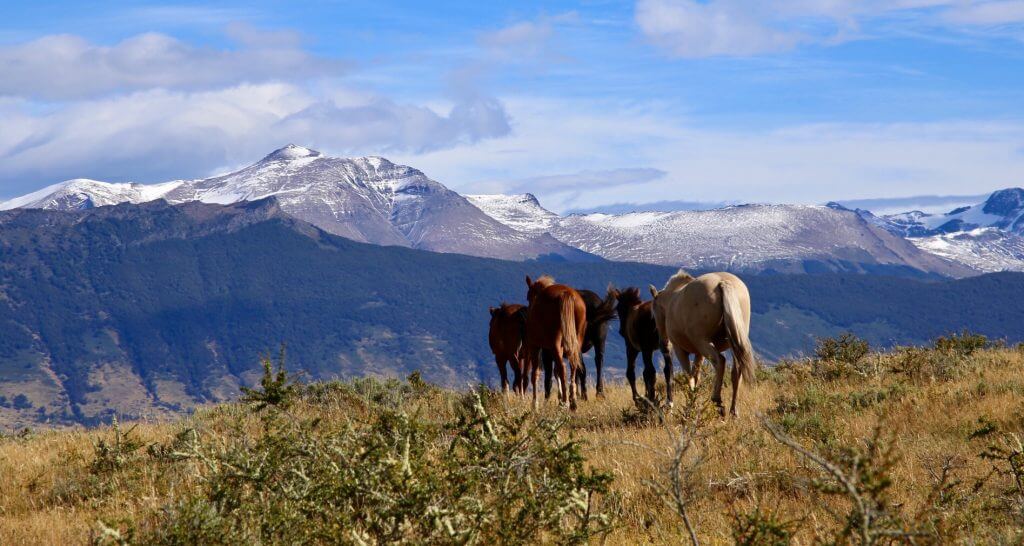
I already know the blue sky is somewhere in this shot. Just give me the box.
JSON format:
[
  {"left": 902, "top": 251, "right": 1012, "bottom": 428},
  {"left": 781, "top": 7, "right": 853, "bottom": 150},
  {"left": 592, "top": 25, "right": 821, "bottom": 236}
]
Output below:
[{"left": 2, "top": 1, "right": 1023, "bottom": 211}]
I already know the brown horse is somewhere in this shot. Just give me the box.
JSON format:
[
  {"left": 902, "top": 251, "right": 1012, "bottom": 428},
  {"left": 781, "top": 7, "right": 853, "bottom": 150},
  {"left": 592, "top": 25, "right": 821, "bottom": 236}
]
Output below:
[
  {"left": 543, "top": 288, "right": 617, "bottom": 401},
  {"left": 650, "top": 270, "right": 757, "bottom": 417},
  {"left": 524, "top": 275, "right": 587, "bottom": 410},
  {"left": 608, "top": 286, "right": 674, "bottom": 406},
  {"left": 488, "top": 303, "right": 528, "bottom": 394}
]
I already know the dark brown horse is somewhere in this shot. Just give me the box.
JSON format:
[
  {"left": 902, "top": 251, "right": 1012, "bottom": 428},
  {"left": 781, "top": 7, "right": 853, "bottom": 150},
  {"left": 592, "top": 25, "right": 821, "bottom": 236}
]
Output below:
[
  {"left": 609, "top": 286, "right": 675, "bottom": 407},
  {"left": 524, "top": 275, "right": 587, "bottom": 410},
  {"left": 488, "top": 303, "right": 528, "bottom": 395},
  {"left": 543, "top": 289, "right": 617, "bottom": 401}
]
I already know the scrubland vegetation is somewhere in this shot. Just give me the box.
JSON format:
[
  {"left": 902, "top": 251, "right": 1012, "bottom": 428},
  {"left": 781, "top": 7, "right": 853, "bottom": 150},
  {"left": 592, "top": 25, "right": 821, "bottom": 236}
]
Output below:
[{"left": 3, "top": 333, "right": 1024, "bottom": 545}]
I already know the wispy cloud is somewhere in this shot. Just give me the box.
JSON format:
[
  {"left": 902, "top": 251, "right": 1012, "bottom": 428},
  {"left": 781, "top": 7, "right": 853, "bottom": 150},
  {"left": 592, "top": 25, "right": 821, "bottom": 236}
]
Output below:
[
  {"left": 635, "top": 0, "right": 1024, "bottom": 58},
  {"left": 512, "top": 167, "right": 666, "bottom": 192}
]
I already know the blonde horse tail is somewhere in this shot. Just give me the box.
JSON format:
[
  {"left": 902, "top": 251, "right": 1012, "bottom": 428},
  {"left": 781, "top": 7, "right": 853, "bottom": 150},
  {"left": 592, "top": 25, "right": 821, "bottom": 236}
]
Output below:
[
  {"left": 560, "top": 295, "right": 583, "bottom": 373},
  {"left": 720, "top": 281, "right": 756, "bottom": 384}
]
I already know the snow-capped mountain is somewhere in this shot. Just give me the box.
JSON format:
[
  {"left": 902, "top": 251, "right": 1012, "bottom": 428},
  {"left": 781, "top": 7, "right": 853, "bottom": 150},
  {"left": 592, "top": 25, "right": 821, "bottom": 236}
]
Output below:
[
  {"left": 851, "top": 188, "right": 1024, "bottom": 273},
  {"left": 468, "top": 195, "right": 974, "bottom": 276},
  {"left": 0, "top": 145, "right": 594, "bottom": 262},
  {"left": 5, "top": 145, "right": 1014, "bottom": 276}
]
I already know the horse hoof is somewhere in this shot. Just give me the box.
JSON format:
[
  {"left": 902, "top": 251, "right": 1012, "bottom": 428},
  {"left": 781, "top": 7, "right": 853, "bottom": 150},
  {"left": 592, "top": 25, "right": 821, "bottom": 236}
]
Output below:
[
  {"left": 665, "top": 401, "right": 674, "bottom": 409},
  {"left": 688, "top": 378, "right": 697, "bottom": 391}
]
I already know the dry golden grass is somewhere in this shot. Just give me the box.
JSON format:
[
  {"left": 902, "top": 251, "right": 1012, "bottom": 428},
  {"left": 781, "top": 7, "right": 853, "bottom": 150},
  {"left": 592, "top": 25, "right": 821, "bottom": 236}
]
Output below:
[{"left": 3, "top": 343, "right": 1024, "bottom": 545}]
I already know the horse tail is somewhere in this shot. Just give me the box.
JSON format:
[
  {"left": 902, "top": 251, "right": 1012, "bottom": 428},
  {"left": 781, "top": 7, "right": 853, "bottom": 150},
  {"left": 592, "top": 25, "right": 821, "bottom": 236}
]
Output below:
[
  {"left": 719, "top": 281, "right": 757, "bottom": 384},
  {"left": 560, "top": 294, "right": 583, "bottom": 373}
]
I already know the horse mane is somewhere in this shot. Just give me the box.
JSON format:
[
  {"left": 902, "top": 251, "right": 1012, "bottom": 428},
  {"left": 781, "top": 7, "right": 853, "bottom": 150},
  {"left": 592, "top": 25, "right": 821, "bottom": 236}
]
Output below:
[
  {"left": 616, "top": 286, "right": 643, "bottom": 306},
  {"left": 590, "top": 290, "right": 618, "bottom": 327},
  {"left": 534, "top": 275, "right": 556, "bottom": 288},
  {"left": 662, "top": 269, "right": 695, "bottom": 292}
]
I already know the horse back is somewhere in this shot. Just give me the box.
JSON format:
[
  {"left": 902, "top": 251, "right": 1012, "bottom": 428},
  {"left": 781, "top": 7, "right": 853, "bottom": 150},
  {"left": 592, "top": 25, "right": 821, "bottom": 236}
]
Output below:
[{"left": 525, "top": 284, "right": 586, "bottom": 349}]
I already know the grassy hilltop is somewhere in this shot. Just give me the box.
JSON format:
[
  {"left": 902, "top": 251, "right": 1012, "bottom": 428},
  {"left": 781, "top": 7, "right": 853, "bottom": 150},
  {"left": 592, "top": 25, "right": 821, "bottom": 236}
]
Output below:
[{"left": 3, "top": 334, "right": 1024, "bottom": 544}]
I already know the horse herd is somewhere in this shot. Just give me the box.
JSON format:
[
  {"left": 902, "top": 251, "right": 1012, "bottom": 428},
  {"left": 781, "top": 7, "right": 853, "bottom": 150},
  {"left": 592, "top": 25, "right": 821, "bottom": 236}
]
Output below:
[{"left": 488, "top": 270, "right": 757, "bottom": 417}]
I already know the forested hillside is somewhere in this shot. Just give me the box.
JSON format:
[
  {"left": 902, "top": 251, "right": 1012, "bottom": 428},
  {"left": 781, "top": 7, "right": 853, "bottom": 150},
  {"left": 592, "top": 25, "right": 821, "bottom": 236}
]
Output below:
[{"left": 2, "top": 199, "right": 1023, "bottom": 426}]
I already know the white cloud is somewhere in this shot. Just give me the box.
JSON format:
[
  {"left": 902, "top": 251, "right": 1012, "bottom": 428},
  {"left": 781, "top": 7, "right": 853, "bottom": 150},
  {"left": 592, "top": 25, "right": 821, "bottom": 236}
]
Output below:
[
  {"left": 0, "top": 26, "right": 347, "bottom": 100},
  {"left": 390, "top": 97, "right": 1024, "bottom": 212},
  {"left": 0, "top": 83, "right": 510, "bottom": 194},
  {"left": 943, "top": 1, "right": 1024, "bottom": 25},
  {"left": 635, "top": 0, "right": 1024, "bottom": 58},
  {"left": 635, "top": 0, "right": 805, "bottom": 57}
]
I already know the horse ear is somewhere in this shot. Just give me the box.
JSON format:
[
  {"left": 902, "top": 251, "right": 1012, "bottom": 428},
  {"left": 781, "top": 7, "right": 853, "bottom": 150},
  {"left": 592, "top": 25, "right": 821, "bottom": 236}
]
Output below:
[
  {"left": 489, "top": 306, "right": 498, "bottom": 317},
  {"left": 525, "top": 275, "right": 533, "bottom": 287},
  {"left": 607, "top": 283, "right": 618, "bottom": 299},
  {"left": 648, "top": 285, "right": 659, "bottom": 298}
]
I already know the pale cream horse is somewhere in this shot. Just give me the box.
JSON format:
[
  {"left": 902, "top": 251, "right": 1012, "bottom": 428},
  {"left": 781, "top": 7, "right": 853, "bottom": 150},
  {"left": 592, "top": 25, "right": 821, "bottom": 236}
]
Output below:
[{"left": 649, "top": 270, "right": 757, "bottom": 417}]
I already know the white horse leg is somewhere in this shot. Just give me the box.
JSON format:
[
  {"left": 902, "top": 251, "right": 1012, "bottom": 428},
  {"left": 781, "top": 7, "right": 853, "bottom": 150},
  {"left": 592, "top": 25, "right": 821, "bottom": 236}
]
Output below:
[
  {"left": 691, "top": 354, "right": 705, "bottom": 390},
  {"left": 697, "top": 342, "right": 726, "bottom": 416},
  {"left": 671, "top": 345, "right": 694, "bottom": 391}
]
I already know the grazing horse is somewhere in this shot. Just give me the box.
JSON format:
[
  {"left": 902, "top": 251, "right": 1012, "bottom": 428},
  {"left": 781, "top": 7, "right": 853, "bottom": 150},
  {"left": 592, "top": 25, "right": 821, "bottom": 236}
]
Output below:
[
  {"left": 608, "top": 286, "right": 674, "bottom": 407},
  {"left": 524, "top": 275, "right": 587, "bottom": 410},
  {"left": 543, "top": 289, "right": 617, "bottom": 401},
  {"left": 488, "top": 303, "right": 528, "bottom": 394},
  {"left": 650, "top": 270, "right": 757, "bottom": 417}
]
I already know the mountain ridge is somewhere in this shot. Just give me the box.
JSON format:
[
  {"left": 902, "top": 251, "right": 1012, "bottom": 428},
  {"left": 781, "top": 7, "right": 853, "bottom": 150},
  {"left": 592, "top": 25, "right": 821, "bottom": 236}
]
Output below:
[{"left": 2, "top": 144, "right": 1011, "bottom": 277}]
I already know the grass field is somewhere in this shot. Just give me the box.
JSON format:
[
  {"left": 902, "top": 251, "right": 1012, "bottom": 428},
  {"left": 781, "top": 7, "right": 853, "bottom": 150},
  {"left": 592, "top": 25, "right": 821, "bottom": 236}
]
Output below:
[{"left": 2, "top": 334, "right": 1024, "bottom": 545}]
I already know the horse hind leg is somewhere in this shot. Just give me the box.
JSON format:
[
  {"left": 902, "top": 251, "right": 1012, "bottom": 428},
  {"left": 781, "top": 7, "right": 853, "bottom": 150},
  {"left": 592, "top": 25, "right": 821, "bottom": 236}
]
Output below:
[
  {"left": 671, "top": 345, "right": 694, "bottom": 392},
  {"left": 496, "top": 355, "right": 510, "bottom": 396},
  {"left": 625, "top": 347, "right": 640, "bottom": 402},
  {"left": 641, "top": 350, "right": 657, "bottom": 403},
  {"left": 594, "top": 337, "right": 606, "bottom": 398},
  {"left": 661, "top": 348, "right": 674, "bottom": 408},
  {"left": 697, "top": 342, "right": 727, "bottom": 416},
  {"left": 577, "top": 356, "right": 588, "bottom": 402},
  {"left": 729, "top": 360, "right": 742, "bottom": 418},
  {"left": 553, "top": 348, "right": 570, "bottom": 408}
]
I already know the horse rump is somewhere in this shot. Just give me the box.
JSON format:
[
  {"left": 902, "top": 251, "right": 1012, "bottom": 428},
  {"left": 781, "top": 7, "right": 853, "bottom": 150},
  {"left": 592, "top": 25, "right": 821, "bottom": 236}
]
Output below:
[{"left": 719, "top": 281, "right": 757, "bottom": 383}]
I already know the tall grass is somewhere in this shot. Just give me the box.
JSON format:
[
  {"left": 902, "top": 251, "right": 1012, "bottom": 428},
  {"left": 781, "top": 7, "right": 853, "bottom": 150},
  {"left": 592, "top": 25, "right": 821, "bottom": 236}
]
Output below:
[{"left": 2, "top": 337, "right": 1024, "bottom": 544}]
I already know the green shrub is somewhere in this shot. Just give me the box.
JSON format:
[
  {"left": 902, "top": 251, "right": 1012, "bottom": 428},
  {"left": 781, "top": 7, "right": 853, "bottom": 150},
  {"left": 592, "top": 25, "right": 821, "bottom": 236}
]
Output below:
[
  {"left": 141, "top": 391, "right": 617, "bottom": 545},
  {"left": 934, "top": 330, "right": 993, "bottom": 357},
  {"left": 240, "top": 347, "right": 298, "bottom": 412},
  {"left": 814, "top": 333, "right": 870, "bottom": 366},
  {"left": 731, "top": 503, "right": 799, "bottom": 546}
]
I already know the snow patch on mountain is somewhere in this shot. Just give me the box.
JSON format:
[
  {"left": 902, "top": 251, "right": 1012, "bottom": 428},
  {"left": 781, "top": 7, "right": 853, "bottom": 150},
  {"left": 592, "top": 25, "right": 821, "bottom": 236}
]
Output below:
[
  {"left": 465, "top": 193, "right": 558, "bottom": 234},
  {"left": 912, "top": 228, "right": 1024, "bottom": 272}
]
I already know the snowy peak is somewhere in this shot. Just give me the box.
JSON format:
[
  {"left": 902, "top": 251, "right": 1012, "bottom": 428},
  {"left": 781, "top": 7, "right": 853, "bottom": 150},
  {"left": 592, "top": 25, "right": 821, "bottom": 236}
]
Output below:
[
  {"left": 465, "top": 193, "right": 560, "bottom": 234},
  {"left": 261, "top": 144, "right": 323, "bottom": 162}
]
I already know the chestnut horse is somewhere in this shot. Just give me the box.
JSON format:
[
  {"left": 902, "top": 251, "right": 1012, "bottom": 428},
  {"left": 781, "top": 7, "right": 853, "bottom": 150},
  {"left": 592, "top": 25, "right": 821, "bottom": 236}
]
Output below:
[
  {"left": 524, "top": 275, "right": 587, "bottom": 410},
  {"left": 543, "top": 289, "right": 617, "bottom": 401},
  {"left": 488, "top": 303, "right": 528, "bottom": 394},
  {"left": 608, "top": 286, "right": 674, "bottom": 407},
  {"left": 650, "top": 270, "right": 756, "bottom": 417}
]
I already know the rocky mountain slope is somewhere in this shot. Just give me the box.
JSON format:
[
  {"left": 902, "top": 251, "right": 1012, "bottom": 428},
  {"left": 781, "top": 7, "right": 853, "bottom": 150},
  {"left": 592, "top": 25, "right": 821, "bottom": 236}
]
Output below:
[
  {"left": 0, "top": 145, "right": 594, "bottom": 262},
  {"left": 4, "top": 144, "right": 1009, "bottom": 276},
  {"left": 468, "top": 194, "right": 975, "bottom": 277},
  {"left": 847, "top": 188, "right": 1024, "bottom": 272}
]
